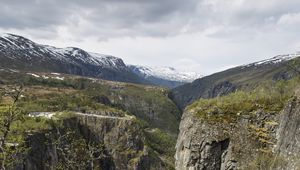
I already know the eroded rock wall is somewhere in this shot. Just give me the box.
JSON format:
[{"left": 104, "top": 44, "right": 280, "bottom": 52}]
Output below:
[
  {"left": 23, "top": 114, "right": 166, "bottom": 170},
  {"left": 175, "top": 96, "right": 300, "bottom": 169}
]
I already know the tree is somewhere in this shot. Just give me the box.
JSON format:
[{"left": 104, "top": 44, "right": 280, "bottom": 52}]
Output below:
[
  {"left": 86, "top": 141, "right": 105, "bottom": 170},
  {"left": 0, "top": 86, "right": 27, "bottom": 170},
  {"left": 47, "top": 127, "right": 105, "bottom": 170}
]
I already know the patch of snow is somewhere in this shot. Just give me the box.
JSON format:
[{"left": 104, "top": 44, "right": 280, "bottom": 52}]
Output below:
[
  {"left": 51, "top": 73, "right": 60, "bottom": 75},
  {"left": 1, "top": 34, "right": 19, "bottom": 47},
  {"left": 88, "top": 52, "right": 124, "bottom": 68},
  {"left": 5, "top": 143, "right": 19, "bottom": 147},
  {"left": 42, "top": 75, "right": 49, "bottom": 79},
  {"left": 9, "top": 69, "right": 19, "bottom": 73},
  {"left": 29, "top": 112, "right": 56, "bottom": 118},
  {"left": 26, "top": 73, "right": 40, "bottom": 78},
  {"left": 54, "top": 76, "right": 64, "bottom": 80},
  {"left": 241, "top": 53, "right": 300, "bottom": 69}
]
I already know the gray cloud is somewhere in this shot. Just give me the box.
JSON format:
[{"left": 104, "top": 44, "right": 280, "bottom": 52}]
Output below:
[
  {"left": 1, "top": 0, "right": 300, "bottom": 74},
  {"left": 0, "top": 0, "right": 69, "bottom": 28},
  {"left": 1, "top": 0, "right": 300, "bottom": 40},
  {"left": 0, "top": 0, "right": 199, "bottom": 39}
]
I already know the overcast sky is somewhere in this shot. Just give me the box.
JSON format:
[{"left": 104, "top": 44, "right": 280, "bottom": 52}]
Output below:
[{"left": 1, "top": 0, "right": 300, "bottom": 75}]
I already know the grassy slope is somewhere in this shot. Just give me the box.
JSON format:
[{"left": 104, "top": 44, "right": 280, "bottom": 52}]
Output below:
[
  {"left": 183, "top": 78, "right": 300, "bottom": 169},
  {"left": 188, "top": 78, "right": 299, "bottom": 121},
  {"left": 0, "top": 70, "right": 180, "bottom": 168},
  {"left": 171, "top": 57, "right": 300, "bottom": 109}
]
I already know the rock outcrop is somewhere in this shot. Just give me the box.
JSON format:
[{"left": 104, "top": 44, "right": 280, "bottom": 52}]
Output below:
[
  {"left": 175, "top": 95, "right": 300, "bottom": 170},
  {"left": 23, "top": 113, "right": 166, "bottom": 170},
  {"left": 275, "top": 96, "right": 300, "bottom": 169},
  {"left": 175, "top": 110, "right": 253, "bottom": 170}
]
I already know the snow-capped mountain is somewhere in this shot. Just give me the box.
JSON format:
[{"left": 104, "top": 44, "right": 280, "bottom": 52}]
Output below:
[
  {"left": 129, "top": 65, "right": 202, "bottom": 88},
  {"left": 129, "top": 65, "right": 201, "bottom": 82},
  {"left": 0, "top": 33, "right": 202, "bottom": 88},
  {"left": 172, "top": 53, "right": 300, "bottom": 109},
  {"left": 241, "top": 53, "right": 300, "bottom": 69},
  {"left": 0, "top": 33, "right": 142, "bottom": 83},
  {"left": 0, "top": 33, "right": 126, "bottom": 69}
]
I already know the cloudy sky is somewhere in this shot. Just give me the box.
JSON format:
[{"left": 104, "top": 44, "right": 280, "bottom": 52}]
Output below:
[{"left": 1, "top": 0, "right": 300, "bottom": 75}]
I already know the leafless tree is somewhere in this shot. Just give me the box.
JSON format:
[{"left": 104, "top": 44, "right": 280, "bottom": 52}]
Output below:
[
  {"left": 0, "top": 86, "right": 26, "bottom": 170},
  {"left": 49, "top": 128, "right": 105, "bottom": 170}
]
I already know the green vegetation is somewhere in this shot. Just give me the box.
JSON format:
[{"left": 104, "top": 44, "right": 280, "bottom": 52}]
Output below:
[
  {"left": 117, "top": 84, "right": 181, "bottom": 134},
  {"left": 144, "top": 128, "right": 176, "bottom": 169},
  {"left": 145, "top": 128, "right": 176, "bottom": 158},
  {"left": 0, "top": 73, "right": 181, "bottom": 169},
  {"left": 188, "top": 78, "right": 300, "bottom": 122},
  {"left": 172, "top": 56, "right": 300, "bottom": 110},
  {"left": 18, "top": 91, "right": 124, "bottom": 114},
  {"left": 11, "top": 112, "right": 78, "bottom": 134},
  {"left": 46, "top": 129, "right": 105, "bottom": 170},
  {"left": 246, "top": 152, "right": 287, "bottom": 170},
  {"left": 11, "top": 117, "right": 52, "bottom": 133},
  {"left": 23, "top": 76, "right": 82, "bottom": 89},
  {"left": 12, "top": 75, "right": 180, "bottom": 134},
  {"left": 19, "top": 74, "right": 181, "bottom": 134},
  {"left": 0, "top": 86, "right": 28, "bottom": 169},
  {"left": 186, "top": 78, "right": 300, "bottom": 169}
]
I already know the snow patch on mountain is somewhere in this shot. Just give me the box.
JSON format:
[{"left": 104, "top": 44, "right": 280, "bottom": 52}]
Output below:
[
  {"left": 0, "top": 33, "right": 125, "bottom": 69},
  {"left": 89, "top": 52, "right": 125, "bottom": 68},
  {"left": 1, "top": 33, "right": 202, "bottom": 86},
  {"left": 26, "top": 73, "right": 40, "bottom": 78},
  {"left": 130, "top": 65, "right": 202, "bottom": 82},
  {"left": 242, "top": 53, "right": 300, "bottom": 69}
]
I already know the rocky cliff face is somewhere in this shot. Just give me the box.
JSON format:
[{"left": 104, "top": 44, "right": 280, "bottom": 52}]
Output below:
[
  {"left": 175, "top": 94, "right": 300, "bottom": 170},
  {"left": 275, "top": 96, "right": 300, "bottom": 169},
  {"left": 23, "top": 113, "right": 166, "bottom": 170},
  {"left": 171, "top": 80, "right": 237, "bottom": 110}
]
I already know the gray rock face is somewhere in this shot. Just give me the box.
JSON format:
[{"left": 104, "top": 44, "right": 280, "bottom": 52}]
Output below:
[
  {"left": 208, "top": 81, "right": 236, "bottom": 98},
  {"left": 72, "top": 115, "right": 146, "bottom": 170},
  {"left": 175, "top": 111, "right": 240, "bottom": 170},
  {"left": 276, "top": 97, "right": 300, "bottom": 169},
  {"left": 175, "top": 95, "right": 300, "bottom": 170},
  {"left": 23, "top": 113, "right": 165, "bottom": 170},
  {"left": 272, "top": 71, "right": 293, "bottom": 81}
]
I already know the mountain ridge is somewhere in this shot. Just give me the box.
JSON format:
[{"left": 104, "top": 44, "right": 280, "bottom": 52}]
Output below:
[
  {"left": 129, "top": 65, "right": 202, "bottom": 82},
  {"left": 0, "top": 33, "right": 201, "bottom": 88},
  {"left": 129, "top": 65, "right": 202, "bottom": 88},
  {"left": 171, "top": 52, "right": 300, "bottom": 109}
]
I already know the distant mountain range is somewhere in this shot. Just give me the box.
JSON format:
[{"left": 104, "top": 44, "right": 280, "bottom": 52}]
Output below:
[
  {"left": 171, "top": 52, "right": 300, "bottom": 109},
  {"left": 129, "top": 65, "right": 202, "bottom": 88},
  {"left": 0, "top": 33, "right": 200, "bottom": 88}
]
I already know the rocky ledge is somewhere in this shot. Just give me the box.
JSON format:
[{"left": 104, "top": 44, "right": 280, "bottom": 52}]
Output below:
[{"left": 175, "top": 95, "right": 300, "bottom": 170}]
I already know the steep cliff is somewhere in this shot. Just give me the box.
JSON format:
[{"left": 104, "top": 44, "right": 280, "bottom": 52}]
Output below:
[
  {"left": 23, "top": 112, "right": 167, "bottom": 170},
  {"left": 275, "top": 95, "right": 300, "bottom": 169},
  {"left": 175, "top": 88, "right": 300, "bottom": 170}
]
